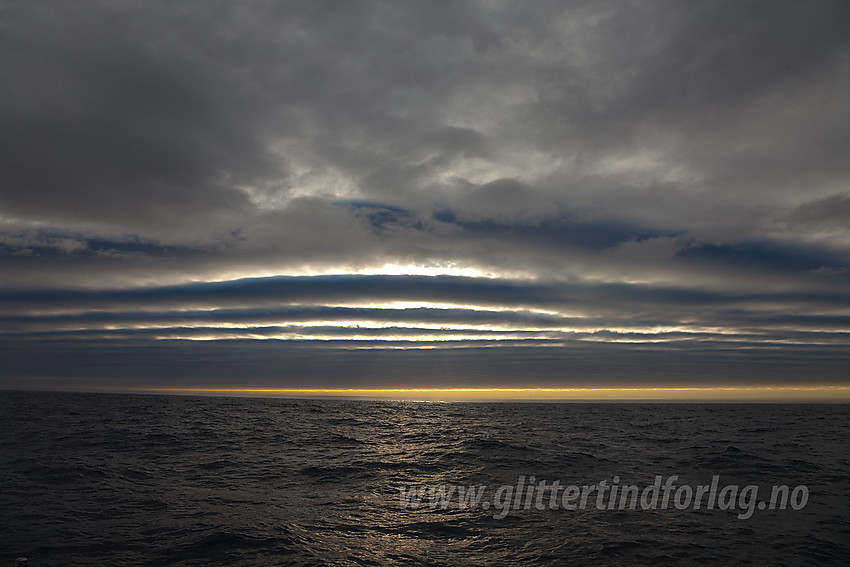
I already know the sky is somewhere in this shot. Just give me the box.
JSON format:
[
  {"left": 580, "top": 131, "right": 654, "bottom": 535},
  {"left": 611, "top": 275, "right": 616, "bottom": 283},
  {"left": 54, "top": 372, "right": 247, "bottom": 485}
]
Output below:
[{"left": 1, "top": 1, "right": 849, "bottom": 400}]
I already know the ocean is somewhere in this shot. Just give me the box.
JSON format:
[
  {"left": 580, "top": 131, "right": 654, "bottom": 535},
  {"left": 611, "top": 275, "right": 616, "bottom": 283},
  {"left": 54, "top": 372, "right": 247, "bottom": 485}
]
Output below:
[{"left": 1, "top": 392, "right": 848, "bottom": 566}]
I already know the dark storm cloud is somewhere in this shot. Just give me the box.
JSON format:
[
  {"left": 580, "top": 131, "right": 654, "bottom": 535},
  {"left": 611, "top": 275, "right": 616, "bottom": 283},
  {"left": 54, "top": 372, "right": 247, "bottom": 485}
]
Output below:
[
  {"left": 1, "top": 1, "right": 849, "bottom": 388},
  {"left": 0, "top": 0, "right": 499, "bottom": 234},
  {"left": 0, "top": 1, "right": 279, "bottom": 229},
  {"left": 2, "top": 0, "right": 847, "bottom": 240}
]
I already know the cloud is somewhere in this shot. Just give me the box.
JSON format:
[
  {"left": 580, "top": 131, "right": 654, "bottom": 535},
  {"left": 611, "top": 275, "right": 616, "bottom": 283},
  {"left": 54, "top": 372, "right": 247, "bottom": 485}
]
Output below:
[
  {"left": 446, "top": 178, "right": 559, "bottom": 224},
  {"left": 1, "top": 1, "right": 849, "bottom": 388}
]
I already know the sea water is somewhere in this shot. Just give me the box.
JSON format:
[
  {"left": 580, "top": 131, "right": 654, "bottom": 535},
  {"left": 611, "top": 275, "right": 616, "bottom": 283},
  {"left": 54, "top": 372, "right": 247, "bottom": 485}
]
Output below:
[{"left": 1, "top": 392, "right": 848, "bottom": 565}]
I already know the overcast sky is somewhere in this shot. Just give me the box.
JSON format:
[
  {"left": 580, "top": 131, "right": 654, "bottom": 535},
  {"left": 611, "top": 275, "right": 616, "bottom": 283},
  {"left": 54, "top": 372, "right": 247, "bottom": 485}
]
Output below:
[{"left": 1, "top": 1, "right": 849, "bottom": 394}]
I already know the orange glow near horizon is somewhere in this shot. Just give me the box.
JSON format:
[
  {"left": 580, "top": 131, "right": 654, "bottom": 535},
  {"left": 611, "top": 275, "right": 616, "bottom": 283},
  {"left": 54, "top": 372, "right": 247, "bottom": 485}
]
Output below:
[{"left": 126, "top": 385, "right": 850, "bottom": 402}]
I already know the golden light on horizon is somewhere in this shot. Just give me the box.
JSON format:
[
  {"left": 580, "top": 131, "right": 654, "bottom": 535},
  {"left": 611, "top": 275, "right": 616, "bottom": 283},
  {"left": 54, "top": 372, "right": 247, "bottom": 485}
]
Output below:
[{"left": 127, "top": 385, "right": 850, "bottom": 402}]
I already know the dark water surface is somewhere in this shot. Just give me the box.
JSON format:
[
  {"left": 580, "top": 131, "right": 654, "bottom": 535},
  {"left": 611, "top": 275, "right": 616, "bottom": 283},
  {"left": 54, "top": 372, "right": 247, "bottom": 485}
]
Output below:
[{"left": 1, "top": 392, "right": 848, "bottom": 566}]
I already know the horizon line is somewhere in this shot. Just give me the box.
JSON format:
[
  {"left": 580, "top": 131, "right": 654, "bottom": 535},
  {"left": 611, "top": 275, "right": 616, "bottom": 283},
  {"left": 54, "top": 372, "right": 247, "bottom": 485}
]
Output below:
[{"left": 118, "top": 385, "right": 850, "bottom": 402}]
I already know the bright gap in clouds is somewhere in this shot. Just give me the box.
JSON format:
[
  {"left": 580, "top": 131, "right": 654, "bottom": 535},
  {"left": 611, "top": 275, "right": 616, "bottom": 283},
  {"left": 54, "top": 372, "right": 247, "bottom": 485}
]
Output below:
[
  {"left": 5, "top": 297, "right": 844, "bottom": 349},
  {"left": 209, "top": 263, "right": 533, "bottom": 282}
]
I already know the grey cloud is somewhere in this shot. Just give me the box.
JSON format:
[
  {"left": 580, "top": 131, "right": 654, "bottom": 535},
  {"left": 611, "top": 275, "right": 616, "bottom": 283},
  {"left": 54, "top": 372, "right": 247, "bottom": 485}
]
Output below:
[
  {"left": 0, "top": 1, "right": 286, "bottom": 231},
  {"left": 446, "top": 178, "right": 559, "bottom": 224},
  {"left": 783, "top": 194, "right": 850, "bottom": 230},
  {"left": 1, "top": 1, "right": 849, "bottom": 389},
  {"left": 3, "top": 1, "right": 849, "bottom": 245}
]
